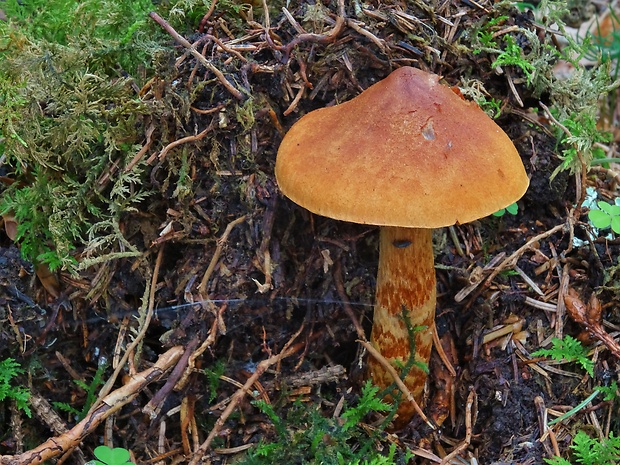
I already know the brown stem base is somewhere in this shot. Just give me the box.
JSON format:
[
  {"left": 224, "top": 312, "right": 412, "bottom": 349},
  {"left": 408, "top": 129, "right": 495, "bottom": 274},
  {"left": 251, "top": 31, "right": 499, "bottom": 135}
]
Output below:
[{"left": 367, "top": 226, "right": 436, "bottom": 428}]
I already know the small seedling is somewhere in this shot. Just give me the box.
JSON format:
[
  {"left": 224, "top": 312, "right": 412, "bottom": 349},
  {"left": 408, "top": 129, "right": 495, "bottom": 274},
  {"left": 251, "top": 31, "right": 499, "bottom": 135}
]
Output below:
[
  {"left": 474, "top": 15, "right": 509, "bottom": 50},
  {"left": 588, "top": 199, "right": 620, "bottom": 234},
  {"left": 575, "top": 187, "right": 609, "bottom": 246},
  {"left": 479, "top": 96, "right": 503, "bottom": 119},
  {"left": 553, "top": 112, "right": 612, "bottom": 178},
  {"left": 492, "top": 202, "right": 519, "bottom": 217},
  {"left": 53, "top": 360, "right": 107, "bottom": 420},
  {"left": 0, "top": 358, "right": 31, "bottom": 417},
  {"left": 532, "top": 335, "right": 594, "bottom": 377},
  {"left": 241, "top": 380, "right": 402, "bottom": 464},
  {"left": 545, "top": 431, "right": 620, "bottom": 465},
  {"left": 596, "top": 381, "right": 619, "bottom": 401},
  {"left": 91, "top": 446, "right": 134, "bottom": 465},
  {"left": 491, "top": 35, "right": 535, "bottom": 83}
]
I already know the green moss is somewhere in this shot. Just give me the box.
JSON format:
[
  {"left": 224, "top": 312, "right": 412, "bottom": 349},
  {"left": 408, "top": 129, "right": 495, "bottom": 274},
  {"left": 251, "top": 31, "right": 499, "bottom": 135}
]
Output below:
[
  {"left": 239, "top": 381, "right": 413, "bottom": 465},
  {"left": 0, "top": 1, "right": 168, "bottom": 272},
  {"left": 468, "top": 1, "right": 619, "bottom": 176}
]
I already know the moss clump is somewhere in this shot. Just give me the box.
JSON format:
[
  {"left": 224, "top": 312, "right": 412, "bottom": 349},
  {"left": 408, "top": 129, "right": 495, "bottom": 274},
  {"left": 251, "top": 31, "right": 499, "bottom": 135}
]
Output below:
[
  {"left": 0, "top": 0, "right": 170, "bottom": 272},
  {"left": 466, "top": 0, "right": 618, "bottom": 176}
]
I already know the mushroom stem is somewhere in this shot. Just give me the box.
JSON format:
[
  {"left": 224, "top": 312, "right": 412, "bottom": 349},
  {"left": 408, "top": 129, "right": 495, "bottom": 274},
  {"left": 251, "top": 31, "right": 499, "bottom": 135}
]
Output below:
[{"left": 367, "top": 226, "right": 435, "bottom": 427}]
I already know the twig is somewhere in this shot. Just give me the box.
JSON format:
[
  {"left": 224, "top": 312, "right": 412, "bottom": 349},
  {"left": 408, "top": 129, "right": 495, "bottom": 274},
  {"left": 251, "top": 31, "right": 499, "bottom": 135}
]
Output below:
[
  {"left": 283, "top": 84, "right": 305, "bottom": 116},
  {"left": 198, "top": 0, "right": 218, "bottom": 33},
  {"left": 440, "top": 389, "right": 476, "bottom": 464},
  {"left": 187, "top": 328, "right": 305, "bottom": 464},
  {"left": 149, "top": 12, "right": 244, "bottom": 100},
  {"left": 523, "top": 296, "right": 558, "bottom": 312},
  {"left": 535, "top": 395, "right": 560, "bottom": 457},
  {"left": 459, "top": 222, "right": 567, "bottom": 304},
  {"left": 263, "top": 0, "right": 346, "bottom": 62},
  {"left": 480, "top": 317, "right": 524, "bottom": 345},
  {"left": 407, "top": 447, "right": 461, "bottom": 464},
  {"left": 514, "top": 264, "right": 544, "bottom": 295},
  {"left": 358, "top": 340, "right": 435, "bottom": 429},
  {"left": 506, "top": 71, "right": 524, "bottom": 107},
  {"left": 282, "top": 7, "right": 305, "bottom": 35},
  {"left": 112, "top": 316, "right": 131, "bottom": 370},
  {"left": 90, "top": 245, "right": 165, "bottom": 412},
  {"left": 191, "top": 103, "right": 226, "bottom": 115},
  {"left": 346, "top": 19, "right": 386, "bottom": 52},
  {"left": 198, "top": 215, "right": 247, "bottom": 292},
  {"left": 204, "top": 34, "right": 247, "bottom": 62},
  {"left": 124, "top": 123, "right": 155, "bottom": 173},
  {"left": 590, "top": 165, "right": 620, "bottom": 186},
  {"left": 147, "top": 119, "right": 216, "bottom": 164},
  {"left": 429, "top": 332, "right": 457, "bottom": 428},
  {"left": 261, "top": 365, "right": 347, "bottom": 390},
  {"left": 555, "top": 264, "right": 570, "bottom": 339},
  {"left": 0, "top": 346, "right": 183, "bottom": 465},
  {"left": 431, "top": 322, "right": 456, "bottom": 377},
  {"left": 176, "top": 304, "right": 227, "bottom": 389},
  {"left": 143, "top": 337, "right": 200, "bottom": 419},
  {"left": 28, "top": 389, "right": 69, "bottom": 436},
  {"left": 454, "top": 252, "right": 506, "bottom": 302}
]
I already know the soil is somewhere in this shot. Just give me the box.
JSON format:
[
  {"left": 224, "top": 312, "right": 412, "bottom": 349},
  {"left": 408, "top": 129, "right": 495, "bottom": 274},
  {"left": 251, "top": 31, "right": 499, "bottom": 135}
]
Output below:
[{"left": 1, "top": 1, "right": 620, "bottom": 464}]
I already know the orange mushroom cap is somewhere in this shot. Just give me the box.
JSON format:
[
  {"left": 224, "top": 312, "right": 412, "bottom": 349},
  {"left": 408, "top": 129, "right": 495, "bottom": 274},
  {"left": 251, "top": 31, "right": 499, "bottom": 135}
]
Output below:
[{"left": 275, "top": 66, "right": 529, "bottom": 228}]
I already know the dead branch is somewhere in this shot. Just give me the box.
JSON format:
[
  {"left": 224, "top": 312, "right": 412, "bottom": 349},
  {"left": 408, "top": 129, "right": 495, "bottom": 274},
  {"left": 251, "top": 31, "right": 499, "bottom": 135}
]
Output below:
[
  {"left": 148, "top": 119, "right": 216, "bottom": 164},
  {"left": 198, "top": 215, "right": 247, "bottom": 292},
  {"left": 440, "top": 389, "right": 476, "bottom": 464},
  {"left": 187, "top": 327, "right": 305, "bottom": 465},
  {"left": 176, "top": 304, "right": 227, "bottom": 390},
  {"left": 358, "top": 339, "right": 434, "bottom": 429},
  {"left": 198, "top": 0, "right": 218, "bottom": 33},
  {"left": 148, "top": 12, "right": 244, "bottom": 100},
  {"left": 143, "top": 337, "right": 201, "bottom": 419},
  {"left": 0, "top": 346, "right": 184, "bottom": 465},
  {"left": 263, "top": 0, "right": 346, "bottom": 62}
]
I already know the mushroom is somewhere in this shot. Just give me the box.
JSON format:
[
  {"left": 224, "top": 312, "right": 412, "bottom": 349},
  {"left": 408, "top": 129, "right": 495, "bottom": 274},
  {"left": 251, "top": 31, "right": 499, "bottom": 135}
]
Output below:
[{"left": 275, "top": 66, "right": 529, "bottom": 427}]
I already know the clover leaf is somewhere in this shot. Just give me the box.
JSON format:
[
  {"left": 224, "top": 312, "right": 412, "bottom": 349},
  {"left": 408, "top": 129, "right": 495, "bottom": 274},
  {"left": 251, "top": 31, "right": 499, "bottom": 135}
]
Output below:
[
  {"left": 93, "top": 446, "right": 133, "bottom": 465},
  {"left": 492, "top": 202, "right": 519, "bottom": 217},
  {"left": 589, "top": 200, "right": 620, "bottom": 234}
]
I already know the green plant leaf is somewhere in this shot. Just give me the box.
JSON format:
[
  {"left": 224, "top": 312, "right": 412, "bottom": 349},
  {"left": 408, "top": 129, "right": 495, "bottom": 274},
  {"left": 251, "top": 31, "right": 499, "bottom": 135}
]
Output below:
[
  {"left": 340, "top": 380, "right": 391, "bottom": 432},
  {"left": 505, "top": 202, "right": 519, "bottom": 215},
  {"left": 598, "top": 201, "right": 620, "bottom": 216},
  {"left": 544, "top": 457, "right": 571, "bottom": 465},
  {"left": 611, "top": 216, "right": 620, "bottom": 234},
  {"left": 596, "top": 382, "right": 619, "bottom": 401},
  {"left": 573, "top": 430, "right": 620, "bottom": 465},
  {"left": 532, "top": 335, "right": 594, "bottom": 377},
  {"left": 598, "top": 201, "right": 613, "bottom": 214},
  {"left": 93, "top": 446, "right": 132, "bottom": 465},
  {"left": 0, "top": 358, "right": 31, "bottom": 417},
  {"left": 589, "top": 209, "right": 612, "bottom": 229},
  {"left": 597, "top": 201, "right": 620, "bottom": 217}
]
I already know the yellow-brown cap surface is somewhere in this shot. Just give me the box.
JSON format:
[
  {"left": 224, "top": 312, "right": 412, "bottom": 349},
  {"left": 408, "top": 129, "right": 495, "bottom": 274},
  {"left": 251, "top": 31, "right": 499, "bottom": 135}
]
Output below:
[{"left": 275, "top": 66, "right": 529, "bottom": 228}]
